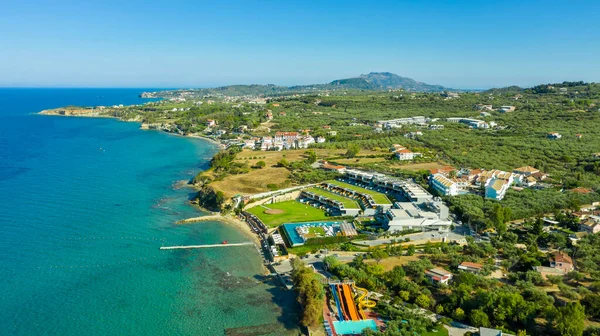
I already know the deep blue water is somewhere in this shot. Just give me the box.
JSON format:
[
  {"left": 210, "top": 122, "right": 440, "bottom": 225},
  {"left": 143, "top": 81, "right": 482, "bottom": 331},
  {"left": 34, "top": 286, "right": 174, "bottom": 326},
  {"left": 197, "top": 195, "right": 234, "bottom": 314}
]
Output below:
[{"left": 0, "top": 89, "right": 299, "bottom": 335}]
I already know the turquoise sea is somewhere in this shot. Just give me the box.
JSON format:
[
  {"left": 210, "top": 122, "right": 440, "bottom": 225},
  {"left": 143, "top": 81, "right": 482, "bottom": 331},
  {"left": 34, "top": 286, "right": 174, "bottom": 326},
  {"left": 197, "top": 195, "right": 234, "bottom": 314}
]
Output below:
[{"left": 0, "top": 89, "right": 300, "bottom": 335}]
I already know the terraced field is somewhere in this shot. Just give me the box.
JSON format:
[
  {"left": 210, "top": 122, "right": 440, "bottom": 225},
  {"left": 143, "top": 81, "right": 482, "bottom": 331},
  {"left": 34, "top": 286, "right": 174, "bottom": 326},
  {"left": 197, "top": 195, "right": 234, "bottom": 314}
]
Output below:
[
  {"left": 304, "top": 187, "right": 361, "bottom": 209},
  {"left": 326, "top": 180, "right": 392, "bottom": 204}
]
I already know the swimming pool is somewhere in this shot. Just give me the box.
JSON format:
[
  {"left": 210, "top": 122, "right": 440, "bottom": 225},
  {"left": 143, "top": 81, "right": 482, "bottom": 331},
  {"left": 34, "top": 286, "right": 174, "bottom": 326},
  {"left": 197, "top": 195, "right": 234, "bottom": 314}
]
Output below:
[
  {"left": 281, "top": 221, "right": 344, "bottom": 246},
  {"left": 333, "top": 319, "right": 377, "bottom": 335}
]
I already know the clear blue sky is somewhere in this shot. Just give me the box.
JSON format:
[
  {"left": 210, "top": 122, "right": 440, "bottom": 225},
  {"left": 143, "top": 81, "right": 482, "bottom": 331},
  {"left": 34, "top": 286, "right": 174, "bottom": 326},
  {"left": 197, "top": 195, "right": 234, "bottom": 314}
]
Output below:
[{"left": 1, "top": 0, "right": 599, "bottom": 89}]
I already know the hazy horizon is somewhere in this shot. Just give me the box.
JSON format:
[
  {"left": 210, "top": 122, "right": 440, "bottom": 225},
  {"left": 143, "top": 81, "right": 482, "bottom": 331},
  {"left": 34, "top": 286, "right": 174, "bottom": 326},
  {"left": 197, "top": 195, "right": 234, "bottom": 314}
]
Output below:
[{"left": 2, "top": 0, "right": 599, "bottom": 88}]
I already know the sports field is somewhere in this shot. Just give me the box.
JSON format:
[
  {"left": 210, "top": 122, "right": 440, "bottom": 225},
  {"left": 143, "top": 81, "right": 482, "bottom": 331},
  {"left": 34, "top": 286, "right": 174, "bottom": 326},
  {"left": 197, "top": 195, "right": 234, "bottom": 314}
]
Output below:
[
  {"left": 304, "top": 187, "right": 361, "bottom": 209},
  {"left": 326, "top": 180, "right": 392, "bottom": 204},
  {"left": 246, "top": 200, "right": 328, "bottom": 228}
]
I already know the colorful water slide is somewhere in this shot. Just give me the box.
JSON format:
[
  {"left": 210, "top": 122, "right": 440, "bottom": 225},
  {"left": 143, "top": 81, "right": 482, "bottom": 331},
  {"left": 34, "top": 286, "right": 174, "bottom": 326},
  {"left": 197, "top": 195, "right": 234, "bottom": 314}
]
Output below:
[
  {"left": 354, "top": 285, "right": 376, "bottom": 319},
  {"left": 336, "top": 285, "right": 350, "bottom": 321},
  {"left": 330, "top": 285, "right": 345, "bottom": 321},
  {"left": 340, "top": 284, "right": 361, "bottom": 321}
]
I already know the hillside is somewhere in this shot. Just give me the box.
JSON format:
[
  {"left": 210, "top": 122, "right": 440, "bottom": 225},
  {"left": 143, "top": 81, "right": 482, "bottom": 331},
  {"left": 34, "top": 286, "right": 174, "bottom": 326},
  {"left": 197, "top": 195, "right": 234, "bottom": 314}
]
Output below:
[
  {"left": 330, "top": 72, "right": 448, "bottom": 92},
  {"left": 140, "top": 72, "right": 450, "bottom": 99}
]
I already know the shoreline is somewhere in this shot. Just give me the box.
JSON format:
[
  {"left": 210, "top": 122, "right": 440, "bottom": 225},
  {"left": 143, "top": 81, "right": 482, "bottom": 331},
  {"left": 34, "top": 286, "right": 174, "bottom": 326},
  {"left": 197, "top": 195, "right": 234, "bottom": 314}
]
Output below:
[
  {"left": 38, "top": 109, "right": 224, "bottom": 147},
  {"left": 176, "top": 214, "right": 261, "bottom": 245},
  {"left": 37, "top": 109, "right": 264, "bottom": 250}
]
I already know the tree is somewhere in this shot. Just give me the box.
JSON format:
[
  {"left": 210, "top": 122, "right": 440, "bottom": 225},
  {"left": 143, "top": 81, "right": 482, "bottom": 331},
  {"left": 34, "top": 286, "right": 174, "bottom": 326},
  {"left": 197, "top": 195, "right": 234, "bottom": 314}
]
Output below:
[
  {"left": 406, "top": 245, "right": 416, "bottom": 256},
  {"left": 306, "top": 150, "right": 317, "bottom": 164},
  {"left": 398, "top": 290, "right": 410, "bottom": 302},
  {"left": 582, "top": 294, "right": 600, "bottom": 319},
  {"left": 584, "top": 326, "right": 600, "bottom": 336},
  {"left": 215, "top": 191, "right": 225, "bottom": 205},
  {"left": 255, "top": 160, "right": 266, "bottom": 169},
  {"left": 291, "top": 258, "right": 325, "bottom": 328},
  {"left": 436, "top": 305, "right": 445, "bottom": 314},
  {"left": 415, "top": 294, "right": 431, "bottom": 308},
  {"left": 371, "top": 249, "right": 388, "bottom": 264},
  {"left": 567, "top": 271, "right": 585, "bottom": 284},
  {"left": 453, "top": 307, "right": 465, "bottom": 320},
  {"left": 470, "top": 309, "right": 490, "bottom": 327},
  {"left": 345, "top": 144, "right": 360, "bottom": 158},
  {"left": 550, "top": 302, "right": 585, "bottom": 336},
  {"left": 277, "top": 158, "right": 289, "bottom": 167}
]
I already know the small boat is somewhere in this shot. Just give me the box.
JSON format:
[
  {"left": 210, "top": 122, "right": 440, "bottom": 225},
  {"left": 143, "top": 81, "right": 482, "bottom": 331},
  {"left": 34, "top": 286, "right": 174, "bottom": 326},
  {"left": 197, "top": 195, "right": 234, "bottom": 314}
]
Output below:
[{"left": 221, "top": 240, "right": 228, "bottom": 244}]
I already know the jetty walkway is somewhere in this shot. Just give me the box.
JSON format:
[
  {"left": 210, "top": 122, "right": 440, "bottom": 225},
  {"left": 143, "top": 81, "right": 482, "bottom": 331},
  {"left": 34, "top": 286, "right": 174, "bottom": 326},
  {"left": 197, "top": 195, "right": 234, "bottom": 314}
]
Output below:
[{"left": 160, "top": 242, "right": 255, "bottom": 250}]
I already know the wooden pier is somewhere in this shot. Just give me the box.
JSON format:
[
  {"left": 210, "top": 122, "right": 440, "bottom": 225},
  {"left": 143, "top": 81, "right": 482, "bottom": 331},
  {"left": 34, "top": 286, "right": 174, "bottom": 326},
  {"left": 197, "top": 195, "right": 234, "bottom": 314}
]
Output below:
[{"left": 159, "top": 242, "right": 255, "bottom": 250}]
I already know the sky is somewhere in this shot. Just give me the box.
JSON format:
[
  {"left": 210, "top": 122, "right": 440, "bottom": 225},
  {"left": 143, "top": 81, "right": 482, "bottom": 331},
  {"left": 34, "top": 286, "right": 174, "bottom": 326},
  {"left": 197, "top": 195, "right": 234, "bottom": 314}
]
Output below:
[{"left": 1, "top": 0, "right": 599, "bottom": 89}]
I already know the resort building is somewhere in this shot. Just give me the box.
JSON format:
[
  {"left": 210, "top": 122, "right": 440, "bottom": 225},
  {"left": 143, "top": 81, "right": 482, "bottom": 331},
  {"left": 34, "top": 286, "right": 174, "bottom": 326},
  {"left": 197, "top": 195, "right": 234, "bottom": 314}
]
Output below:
[
  {"left": 391, "top": 144, "right": 422, "bottom": 161},
  {"left": 425, "top": 268, "right": 453, "bottom": 285},
  {"left": 274, "top": 131, "right": 299, "bottom": 142},
  {"left": 479, "top": 327, "right": 508, "bottom": 336},
  {"left": 498, "top": 106, "right": 516, "bottom": 113},
  {"left": 579, "top": 216, "right": 600, "bottom": 234},
  {"left": 512, "top": 166, "right": 539, "bottom": 176},
  {"left": 321, "top": 163, "right": 346, "bottom": 174},
  {"left": 430, "top": 173, "right": 460, "bottom": 196},
  {"left": 378, "top": 116, "right": 427, "bottom": 128},
  {"left": 458, "top": 262, "right": 483, "bottom": 274},
  {"left": 382, "top": 199, "right": 451, "bottom": 232},
  {"left": 485, "top": 178, "right": 512, "bottom": 200},
  {"left": 344, "top": 169, "right": 434, "bottom": 204},
  {"left": 475, "top": 104, "right": 494, "bottom": 111},
  {"left": 549, "top": 251, "right": 574, "bottom": 273},
  {"left": 260, "top": 132, "right": 314, "bottom": 150},
  {"left": 243, "top": 139, "right": 257, "bottom": 149}
]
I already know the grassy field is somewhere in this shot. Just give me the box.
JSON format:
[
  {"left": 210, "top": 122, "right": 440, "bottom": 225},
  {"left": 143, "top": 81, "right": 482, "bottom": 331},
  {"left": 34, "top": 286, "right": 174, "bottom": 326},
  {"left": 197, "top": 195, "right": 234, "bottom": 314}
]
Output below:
[
  {"left": 331, "top": 157, "right": 388, "bottom": 165},
  {"left": 364, "top": 255, "right": 422, "bottom": 271},
  {"left": 246, "top": 200, "right": 329, "bottom": 227},
  {"left": 326, "top": 180, "right": 392, "bottom": 204},
  {"left": 305, "top": 187, "right": 361, "bottom": 209},
  {"left": 212, "top": 148, "right": 382, "bottom": 198},
  {"left": 388, "top": 161, "right": 451, "bottom": 171},
  {"left": 307, "top": 226, "right": 326, "bottom": 237}
]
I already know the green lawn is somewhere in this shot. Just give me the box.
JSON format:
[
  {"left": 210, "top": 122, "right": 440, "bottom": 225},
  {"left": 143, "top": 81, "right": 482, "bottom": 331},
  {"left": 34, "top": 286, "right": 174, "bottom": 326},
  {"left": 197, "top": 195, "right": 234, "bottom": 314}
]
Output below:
[
  {"left": 308, "top": 226, "right": 326, "bottom": 236},
  {"left": 305, "top": 187, "right": 361, "bottom": 209},
  {"left": 246, "top": 200, "right": 329, "bottom": 228},
  {"left": 326, "top": 180, "right": 393, "bottom": 204}
]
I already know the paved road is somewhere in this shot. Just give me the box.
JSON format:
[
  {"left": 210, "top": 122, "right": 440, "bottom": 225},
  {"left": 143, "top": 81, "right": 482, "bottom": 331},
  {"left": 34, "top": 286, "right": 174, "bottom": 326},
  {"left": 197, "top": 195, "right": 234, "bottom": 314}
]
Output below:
[{"left": 354, "top": 230, "right": 467, "bottom": 247}]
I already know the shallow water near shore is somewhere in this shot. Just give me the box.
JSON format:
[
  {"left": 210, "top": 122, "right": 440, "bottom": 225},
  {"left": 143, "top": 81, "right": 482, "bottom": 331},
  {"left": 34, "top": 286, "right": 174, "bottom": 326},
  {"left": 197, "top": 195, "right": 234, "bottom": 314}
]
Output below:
[{"left": 0, "top": 89, "right": 300, "bottom": 335}]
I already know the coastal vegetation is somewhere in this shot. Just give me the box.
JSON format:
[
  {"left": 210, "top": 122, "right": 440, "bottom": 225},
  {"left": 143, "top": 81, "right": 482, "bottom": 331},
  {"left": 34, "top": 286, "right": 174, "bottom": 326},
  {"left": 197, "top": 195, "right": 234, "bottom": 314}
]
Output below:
[
  {"left": 39, "top": 78, "right": 600, "bottom": 336},
  {"left": 291, "top": 258, "right": 325, "bottom": 329}
]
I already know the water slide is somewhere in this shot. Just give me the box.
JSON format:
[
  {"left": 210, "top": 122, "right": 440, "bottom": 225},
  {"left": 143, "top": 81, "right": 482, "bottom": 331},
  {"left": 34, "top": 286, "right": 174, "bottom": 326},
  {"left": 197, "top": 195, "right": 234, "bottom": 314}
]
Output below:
[
  {"left": 340, "top": 284, "right": 361, "bottom": 321},
  {"left": 354, "top": 285, "right": 376, "bottom": 319},
  {"left": 330, "top": 285, "right": 345, "bottom": 321},
  {"left": 336, "top": 285, "right": 350, "bottom": 321}
]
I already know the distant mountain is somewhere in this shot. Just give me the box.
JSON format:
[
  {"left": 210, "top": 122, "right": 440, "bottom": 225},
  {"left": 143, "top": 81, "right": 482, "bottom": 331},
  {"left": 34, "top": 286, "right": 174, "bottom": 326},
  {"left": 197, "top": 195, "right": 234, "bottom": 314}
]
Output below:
[
  {"left": 141, "top": 72, "right": 451, "bottom": 98},
  {"left": 329, "top": 72, "right": 448, "bottom": 92}
]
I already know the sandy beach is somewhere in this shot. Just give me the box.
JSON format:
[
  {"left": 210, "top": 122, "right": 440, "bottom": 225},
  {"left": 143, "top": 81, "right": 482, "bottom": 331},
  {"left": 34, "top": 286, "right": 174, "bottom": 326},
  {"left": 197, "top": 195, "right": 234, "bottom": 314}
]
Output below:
[{"left": 177, "top": 214, "right": 261, "bottom": 245}]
